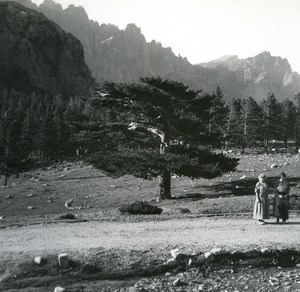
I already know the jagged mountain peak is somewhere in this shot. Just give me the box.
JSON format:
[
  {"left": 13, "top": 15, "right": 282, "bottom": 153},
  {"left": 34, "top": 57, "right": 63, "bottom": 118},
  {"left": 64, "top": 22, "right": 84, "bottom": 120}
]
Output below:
[
  {"left": 42, "top": 0, "right": 62, "bottom": 10},
  {"left": 2, "top": 0, "right": 300, "bottom": 101},
  {"left": 209, "top": 55, "right": 239, "bottom": 63}
]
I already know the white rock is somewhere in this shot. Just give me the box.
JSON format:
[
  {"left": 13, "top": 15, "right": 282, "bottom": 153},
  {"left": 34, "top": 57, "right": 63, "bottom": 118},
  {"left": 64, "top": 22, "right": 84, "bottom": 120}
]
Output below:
[
  {"left": 58, "top": 253, "right": 69, "bottom": 269},
  {"left": 240, "top": 175, "right": 247, "bottom": 180},
  {"left": 271, "top": 164, "right": 278, "bottom": 168},
  {"left": 65, "top": 199, "right": 73, "bottom": 209},
  {"left": 54, "top": 287, "right": 65, "bottom": 292},
  {"left": 165, "top": 258, "right": 178, "bottom": 267},
  {"left": 204, "top": 252, "right": 212, "bottom": 258},
  {"left": 34, "top": 256, "right": 43, "bottom": 264},
  {"left": 27, "top": 193, "right": 35, "bottom": 197},
  {"left": 170, "top": 248, "right": 181, "bottom": 259},
  {"left": 27, "top": 206, "right": 35, "bottom": 210},
  {"left": 261, "top": 248, "right": 270, "bottom": 254},
  {"left": 210, "top": 247, "right": 223, "bottom": 255}
]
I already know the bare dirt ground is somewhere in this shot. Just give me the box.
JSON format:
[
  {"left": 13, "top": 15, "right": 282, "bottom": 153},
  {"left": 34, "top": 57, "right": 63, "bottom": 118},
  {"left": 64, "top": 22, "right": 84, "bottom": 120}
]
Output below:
[{"left": 1, "top": 152, "right": 300, "bottom": 291}]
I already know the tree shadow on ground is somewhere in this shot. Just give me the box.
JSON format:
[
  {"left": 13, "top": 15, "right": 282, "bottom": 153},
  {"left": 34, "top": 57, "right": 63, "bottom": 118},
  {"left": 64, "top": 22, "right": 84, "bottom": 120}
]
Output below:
[
  {"left": 266, "top": 222, "right": 300, "bottom": 225},
  {"left": 174, "top": 176, "right": 300, "bottom": 203}
]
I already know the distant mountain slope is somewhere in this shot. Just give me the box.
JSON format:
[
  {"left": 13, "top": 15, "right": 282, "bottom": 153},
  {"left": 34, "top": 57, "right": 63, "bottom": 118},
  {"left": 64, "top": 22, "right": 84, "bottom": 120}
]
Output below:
[
  {"left": 10, "top": 0, "right": 230, "bottom": 94},
  {"left": 0, "top": 1, "right": 95, "bottom": 96},
  {"left": 3, "top": 0, "right": 300, "bottom": 101},
  {"left": 201, "top": 51, "right": 300, "bottom": 101}
]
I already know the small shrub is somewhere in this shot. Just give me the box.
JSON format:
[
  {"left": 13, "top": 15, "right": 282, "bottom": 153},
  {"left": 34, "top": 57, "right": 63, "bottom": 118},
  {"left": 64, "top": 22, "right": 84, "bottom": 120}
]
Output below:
[
  {"left": 58, "top": 213, "right": 76, "bottom": 220},
  {"left": 119, "top": 201, "right": 163, "bottom": 215},
  {"left": 179, "top": 207, "right": 191, "bottom": 213}
]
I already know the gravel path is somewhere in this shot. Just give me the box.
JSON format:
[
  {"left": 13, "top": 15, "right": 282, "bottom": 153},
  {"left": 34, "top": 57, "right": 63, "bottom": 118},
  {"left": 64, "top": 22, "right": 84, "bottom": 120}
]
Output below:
[{"left": 1, "top": 216, "right": 300, "bottom": 256}]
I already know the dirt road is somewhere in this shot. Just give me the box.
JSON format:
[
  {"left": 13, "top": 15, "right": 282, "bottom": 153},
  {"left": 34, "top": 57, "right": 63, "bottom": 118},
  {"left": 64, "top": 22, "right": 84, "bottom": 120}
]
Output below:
[{"left": 1, "top": 216, "right": 300, "bottom": 257}]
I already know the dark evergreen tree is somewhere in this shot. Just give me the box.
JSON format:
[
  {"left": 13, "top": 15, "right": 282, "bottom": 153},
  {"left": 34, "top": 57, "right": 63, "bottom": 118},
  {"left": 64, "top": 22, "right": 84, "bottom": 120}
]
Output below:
[
  {"left": 294, "top": 93, "right": 300, "bottom": 150},
  {"left": 241, "top": 97, "right": 264, "bottom": 152},
  {"left": 281, "top": 99, "right": 296, "bottom": 148},
  {"left": 261, "top": 93, "right": 282, "bottom": 150},
  {"left": 208, "top": 86, "right": 229, "bottom": 149},
  {"left": 84, "top": 78, "right": 238, "bottom": 199}
]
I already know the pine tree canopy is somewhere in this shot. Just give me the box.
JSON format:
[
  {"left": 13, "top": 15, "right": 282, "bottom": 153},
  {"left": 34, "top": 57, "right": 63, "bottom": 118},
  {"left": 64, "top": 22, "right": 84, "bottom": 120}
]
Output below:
[{"left": 85, "top": 78, "right": 239, "bottom": 179}]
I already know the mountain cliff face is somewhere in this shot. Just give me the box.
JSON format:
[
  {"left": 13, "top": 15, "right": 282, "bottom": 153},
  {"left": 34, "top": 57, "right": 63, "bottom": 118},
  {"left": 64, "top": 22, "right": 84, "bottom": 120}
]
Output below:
[
  {"left": 201, "top": 51, "right": 300, "bottom": 101},
  {"left": 4, "top": 0, "right": 300, "bottom": 101},
  {"left": 0, "top": 1, "right": 94, "bottom": 96},
  {"left": 13, "top": 0, "right": 224, "bottom": 93}
]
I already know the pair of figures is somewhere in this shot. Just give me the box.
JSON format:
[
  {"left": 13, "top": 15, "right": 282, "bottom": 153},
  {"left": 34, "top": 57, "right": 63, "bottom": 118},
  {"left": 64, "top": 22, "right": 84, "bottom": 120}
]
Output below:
[{"left": 253, "top": 172, "right": 290, "bottom": 225}]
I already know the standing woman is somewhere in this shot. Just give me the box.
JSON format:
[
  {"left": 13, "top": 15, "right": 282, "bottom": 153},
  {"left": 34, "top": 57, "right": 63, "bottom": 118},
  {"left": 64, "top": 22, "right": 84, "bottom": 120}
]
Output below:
[
  {"left": 274, "top": 172, "right": 290, "bottom": 223},
  {"left": 253, "top": 174, "right": 269, "bottom": 224}
]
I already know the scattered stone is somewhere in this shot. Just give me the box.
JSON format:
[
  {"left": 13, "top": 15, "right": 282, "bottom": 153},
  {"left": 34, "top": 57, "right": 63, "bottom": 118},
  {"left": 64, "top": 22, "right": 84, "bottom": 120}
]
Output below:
[
  {"left": 165, "top": 272, "right": 172, "bottom": 277},
  {"left": 58, "top": 253, "right": 69, "bottom": 269},
  {"left": 65, "top": 199, "right": 73, "bottom": 209},
  {"left": 164, "top": 258, "right": 178, "bottom": 268},
  {"left": 59, "top": 174, "right": 66, "bottom": 178},
  {"left": 173, "top": 278, "right": 188, "bottom": 287},
  {"left": 27, "top": 206, "right": 35, "bottom": 210},
  {"left": 170, "top": 248, "right": 181, "bottom": 259},
  {"left": 211, "top": 248, "right": 223, "bottom": 255},
  {"left": 27, "top": 193, "right": 35, "bottom": 197},
  {"left": 5, "top": 195, "right": 14, "bottom": 199},
  {"left": 204, "top": 252, "right": 212, "bottom": 258},
  {"left": 271, "top": 164, "right": 278, "bottom": 168},
  {"left": 42, "top": 183, "right": 49, "bottom": 187},
  {"left": 261, "top": 248, "right": 271, "bottom": 255},
  {"left": 34, "top": 256, "right": 43, "bottom": 264},
  {"left": 0, "top": 216, "right": 3, "bottom": 220},
  {"left": 54, "top": 287, "right": 65, "bottom": 292}
]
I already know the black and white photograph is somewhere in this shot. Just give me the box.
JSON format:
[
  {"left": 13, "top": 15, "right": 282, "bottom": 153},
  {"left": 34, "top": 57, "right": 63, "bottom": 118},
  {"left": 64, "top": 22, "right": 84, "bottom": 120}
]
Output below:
[{"left": 1, "top": 0, "right": 300, "bottom": 291}]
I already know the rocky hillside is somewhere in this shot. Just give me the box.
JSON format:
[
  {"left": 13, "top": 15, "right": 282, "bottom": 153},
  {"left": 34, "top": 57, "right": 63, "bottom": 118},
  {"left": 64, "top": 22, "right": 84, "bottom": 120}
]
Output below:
[
  {"left": 5, "top": 0, "right": 300, "bottom": 101},
  {"left": 0, "top": 1, "right": 95, "bottom": 97},
  {"left": 10, "top": 0, "right": 232, "bottom": 95},
  {"left": 201, "top": 51, "right": 300, "bottom": 101}
]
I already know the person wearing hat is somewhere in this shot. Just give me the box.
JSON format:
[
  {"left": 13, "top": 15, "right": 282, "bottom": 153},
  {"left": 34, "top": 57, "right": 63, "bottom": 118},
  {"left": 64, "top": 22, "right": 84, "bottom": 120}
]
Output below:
[
  {"left": 253, "top": 173, "right": 269, "bottom": 224},
  {"left": 273, "top": 172, "right": 290, "bottom": 223}
]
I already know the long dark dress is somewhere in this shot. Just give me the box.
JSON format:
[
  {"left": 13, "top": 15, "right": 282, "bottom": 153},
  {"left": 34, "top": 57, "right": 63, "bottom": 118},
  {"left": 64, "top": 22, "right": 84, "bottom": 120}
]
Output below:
[{"left": 273, "top": 179, "right": 290, "bottom": 220}]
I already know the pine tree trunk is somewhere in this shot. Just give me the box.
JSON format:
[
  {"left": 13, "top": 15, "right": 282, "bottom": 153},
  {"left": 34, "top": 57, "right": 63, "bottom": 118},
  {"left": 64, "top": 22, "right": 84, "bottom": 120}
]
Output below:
[
  {"left": 4, "top": 174, "right": 8, "bottom": 186},
  {"left": 159, "top": 169, "right": 171, "bottom": 199}
]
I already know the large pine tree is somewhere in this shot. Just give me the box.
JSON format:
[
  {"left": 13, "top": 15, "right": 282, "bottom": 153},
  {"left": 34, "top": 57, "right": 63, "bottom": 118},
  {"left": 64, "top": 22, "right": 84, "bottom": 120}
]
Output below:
[{"left": 82, "top": 78, "right": 238, "bottom": 199}]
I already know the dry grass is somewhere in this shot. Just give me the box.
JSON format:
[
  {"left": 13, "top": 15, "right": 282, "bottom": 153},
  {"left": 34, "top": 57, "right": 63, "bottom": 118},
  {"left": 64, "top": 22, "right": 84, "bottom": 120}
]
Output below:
[{"left": 1, "top": 153, "right": 300, "bottom": 224}]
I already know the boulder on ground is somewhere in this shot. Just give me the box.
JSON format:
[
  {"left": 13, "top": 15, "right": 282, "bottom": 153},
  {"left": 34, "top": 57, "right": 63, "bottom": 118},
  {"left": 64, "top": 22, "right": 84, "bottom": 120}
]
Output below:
[
  {"left": 34, "top": 256, "right": 43, "bottom": 265},
  {"left": 58, "top": 253, "right": 69, "bottom": 269},
  {"left": 170, "top": 248, "right": 181, "bottom": 259},
  {"left": 54, "top": 287, "right": 65, "bottom": 292}
]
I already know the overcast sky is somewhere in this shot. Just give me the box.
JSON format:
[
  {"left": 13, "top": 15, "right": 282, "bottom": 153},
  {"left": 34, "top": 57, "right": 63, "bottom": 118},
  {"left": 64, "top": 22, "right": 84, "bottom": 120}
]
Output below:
[{"left": 32, "top": 0, "right": 300, "bottom": 72}]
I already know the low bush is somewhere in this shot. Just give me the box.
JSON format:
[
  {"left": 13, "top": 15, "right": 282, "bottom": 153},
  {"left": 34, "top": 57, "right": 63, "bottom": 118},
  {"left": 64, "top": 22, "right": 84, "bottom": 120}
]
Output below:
[{"left": 119, "top": 201, "right": 163, "bottom": 215}]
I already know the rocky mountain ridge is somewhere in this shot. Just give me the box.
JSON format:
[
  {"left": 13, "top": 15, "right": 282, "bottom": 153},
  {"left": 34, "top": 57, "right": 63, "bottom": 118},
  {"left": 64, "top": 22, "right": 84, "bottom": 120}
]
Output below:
[
  {"left": 0, "top": 1, "right": 95, "bottom": 97},
  {"left": 201, "top": 51, "right": 300, "bottom": 100},
  {"left": 3, "top": 0, "right": 300, "bottom": 101}
]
